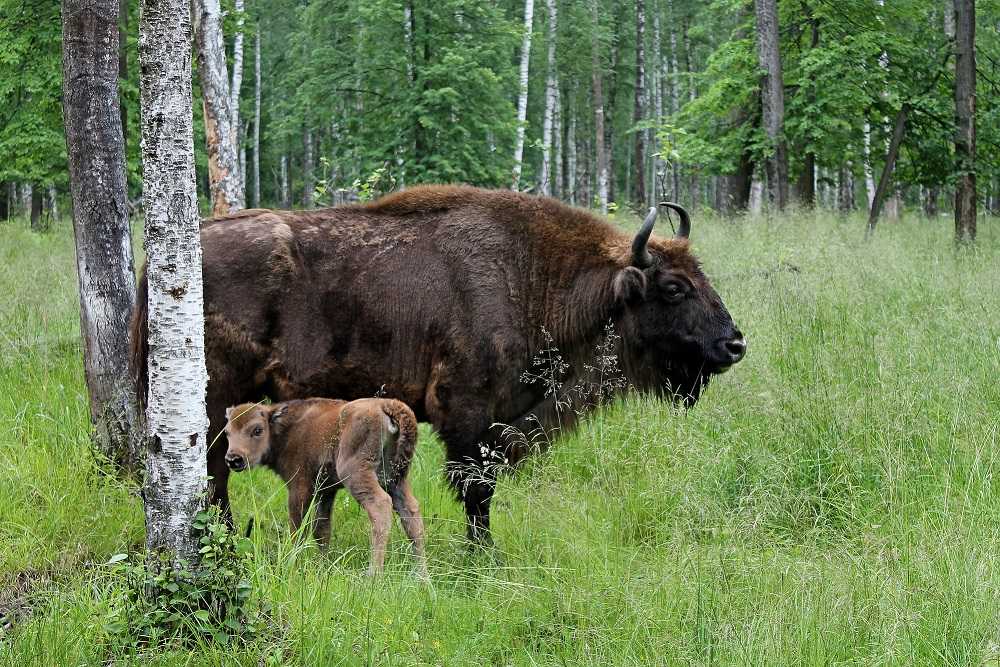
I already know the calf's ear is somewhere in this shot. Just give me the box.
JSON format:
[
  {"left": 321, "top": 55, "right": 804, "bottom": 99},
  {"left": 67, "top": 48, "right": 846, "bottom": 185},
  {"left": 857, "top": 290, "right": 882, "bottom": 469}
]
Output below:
[
  {"left": 269, "top": 404, "right": 288, "bottom": 423},
  {"left": 225, "top": 406, "right": 233, "bottom": 420},
  {"left": 613, "top": 266, "right": 647, "bottom": 305}
]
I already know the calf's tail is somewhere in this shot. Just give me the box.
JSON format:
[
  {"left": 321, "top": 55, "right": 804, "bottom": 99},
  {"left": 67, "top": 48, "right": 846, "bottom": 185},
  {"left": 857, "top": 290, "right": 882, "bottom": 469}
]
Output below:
[{"left": 376, "top": 400, "right": 418, "bottom": 488}]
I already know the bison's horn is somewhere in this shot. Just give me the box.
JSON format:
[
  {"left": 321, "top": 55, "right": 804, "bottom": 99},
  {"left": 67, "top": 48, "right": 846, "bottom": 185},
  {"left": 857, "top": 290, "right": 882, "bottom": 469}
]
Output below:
[
  {"left": 631, "top": 207, "right": 658, "bottom": 268},
  {"left": 660, "top": 201, "right": 691, "bottom": 239}
]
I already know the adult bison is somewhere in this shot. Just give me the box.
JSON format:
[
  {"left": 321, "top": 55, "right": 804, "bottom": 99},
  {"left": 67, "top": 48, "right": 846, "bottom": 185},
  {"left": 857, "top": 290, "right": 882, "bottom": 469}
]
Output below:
[{"left": 132, "top": 186, "right": 746, "bottom": 543}]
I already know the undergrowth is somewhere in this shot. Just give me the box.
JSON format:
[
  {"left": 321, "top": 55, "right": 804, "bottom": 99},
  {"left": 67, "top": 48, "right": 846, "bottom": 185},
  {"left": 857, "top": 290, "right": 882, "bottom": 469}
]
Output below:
[{"left": 0, "top": 210, "right": 998, "bottom": 665}]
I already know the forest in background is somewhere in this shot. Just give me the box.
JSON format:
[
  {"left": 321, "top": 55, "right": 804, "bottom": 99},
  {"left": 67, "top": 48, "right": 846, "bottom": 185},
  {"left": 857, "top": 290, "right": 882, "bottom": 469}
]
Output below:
[{"left": 1, "top": 0, "right": 998, "bottom": 222}]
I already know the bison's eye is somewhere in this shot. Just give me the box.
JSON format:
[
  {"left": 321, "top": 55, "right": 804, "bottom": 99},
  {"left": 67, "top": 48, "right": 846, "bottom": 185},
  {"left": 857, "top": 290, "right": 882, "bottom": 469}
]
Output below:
[
  {"left": 252, "top": 426, "right": 263, "bottom": 437},
  {"left": 662, "top": 281, "right": 686, "bottom": 302}
]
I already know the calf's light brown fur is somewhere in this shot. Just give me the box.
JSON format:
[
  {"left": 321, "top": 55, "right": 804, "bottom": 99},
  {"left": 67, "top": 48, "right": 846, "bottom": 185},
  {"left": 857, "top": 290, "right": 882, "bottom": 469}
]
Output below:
[{"left": 224, "top": 397, "right": 427, "bottom": 577}]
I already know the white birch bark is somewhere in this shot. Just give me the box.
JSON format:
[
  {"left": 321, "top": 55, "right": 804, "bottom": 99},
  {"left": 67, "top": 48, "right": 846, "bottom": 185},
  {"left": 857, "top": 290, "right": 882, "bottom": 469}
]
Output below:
[
  {"left": 863, "top": 120, "right": 877, "bottom": 210},
  {"left": 511, "top": 0, "right": 535, "bottom": 190},
  {"left": 632, "top": 0, "right": 647, "bottom": 205},
  {"left": 230, "top": 0, "right": 244, "bottom": 138},
  {"left": 303, "top": 127, "right": 314, "bottom": 208},
  {"left": 539, "top": 0, "right": 557, "bottom": 196},
  {"left": 652, "top": 4, "right": 663, "bottom": 205},
  {"left": 280, "top": 154, "right": 289, "bottom": 208},
  {"left": 253, "top": 26, "right": 261, "bottom": 207},
  {"left": 567, "top": 108, "right": 577, "bottom": 205},
  {"left": 591, "top": 0, "right": 607, "bottom": 212},
  {"left": 553, "top": 86, "right": 562, "bottom": 199},
  {"left": 192, "top": 0, "right": 244, "bottom": 215},
  {"left": 139, "top": 0, "right": 209, "bottom": 562}
]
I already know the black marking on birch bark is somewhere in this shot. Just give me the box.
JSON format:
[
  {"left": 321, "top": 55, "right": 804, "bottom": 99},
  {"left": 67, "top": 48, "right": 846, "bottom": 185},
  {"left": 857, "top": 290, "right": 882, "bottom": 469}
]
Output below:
[{"left": 189, "top": 433, "right": 198, "bottom": 448}]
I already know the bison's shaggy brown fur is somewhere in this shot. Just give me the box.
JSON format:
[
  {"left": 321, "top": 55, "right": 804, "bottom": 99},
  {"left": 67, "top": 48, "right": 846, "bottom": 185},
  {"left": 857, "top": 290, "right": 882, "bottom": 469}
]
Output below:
[{"left": 132, "top": 185, "right": 745, "bottom": 543}]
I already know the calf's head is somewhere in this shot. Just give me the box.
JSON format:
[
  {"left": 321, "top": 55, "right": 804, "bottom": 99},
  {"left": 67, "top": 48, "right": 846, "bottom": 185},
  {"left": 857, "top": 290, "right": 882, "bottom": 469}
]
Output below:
[
  {"left": 223, "top": 403, "right": 287, "bottom": 471},
  {"left": 613, "top": 204, "right": 746, "bottom": 404}
]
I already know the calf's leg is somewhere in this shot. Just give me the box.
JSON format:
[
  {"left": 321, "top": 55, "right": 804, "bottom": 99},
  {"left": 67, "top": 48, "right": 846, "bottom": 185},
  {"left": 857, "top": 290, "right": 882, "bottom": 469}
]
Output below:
[
  {"left": 342, "top": 468, "right": 393, "bottom": 575},
  {"left": 312, "top": 489, "right": 337, "bottom": 548},
  {"left": 388, "top": 478, "right": 428, "bottom": 579}
]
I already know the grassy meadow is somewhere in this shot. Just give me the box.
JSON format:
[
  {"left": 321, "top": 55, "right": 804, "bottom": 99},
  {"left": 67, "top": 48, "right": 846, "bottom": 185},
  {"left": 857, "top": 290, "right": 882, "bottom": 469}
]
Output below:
[{"left": 0, "top": 209, "right": 998, "bottom": 665}]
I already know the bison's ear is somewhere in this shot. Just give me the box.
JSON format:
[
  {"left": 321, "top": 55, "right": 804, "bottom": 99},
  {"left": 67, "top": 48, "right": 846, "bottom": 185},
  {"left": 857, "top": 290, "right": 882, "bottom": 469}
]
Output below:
[
  {"left": 269, "top": 404, "right": 288, "bottom": 423},
  {"left": 614, "top": 266, "right": 647, "bottom": 305},
  {"left": 225, "top": 406, "right": 233, "bottom": 420}
]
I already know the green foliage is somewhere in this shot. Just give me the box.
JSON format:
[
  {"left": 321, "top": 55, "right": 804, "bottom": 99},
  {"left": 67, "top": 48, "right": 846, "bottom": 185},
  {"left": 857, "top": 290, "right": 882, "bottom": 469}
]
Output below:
[
  {"left": 352, "top": 162, "right": 397, "bottom": 202},
  {"left": 3, "top": 212, "right": 1000, "bottom": 664},
  {"left": 0, "top": 0, "right": 66, "bottom": 187},
  {"left": 103, "top": 507, "right": 256, "bottom": 649}
]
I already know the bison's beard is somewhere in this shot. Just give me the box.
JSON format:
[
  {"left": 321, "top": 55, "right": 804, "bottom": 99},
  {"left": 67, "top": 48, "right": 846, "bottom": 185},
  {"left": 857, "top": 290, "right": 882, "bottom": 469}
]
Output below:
[{"left": 621, "top": 351, "right": 714, "bottom": 408}]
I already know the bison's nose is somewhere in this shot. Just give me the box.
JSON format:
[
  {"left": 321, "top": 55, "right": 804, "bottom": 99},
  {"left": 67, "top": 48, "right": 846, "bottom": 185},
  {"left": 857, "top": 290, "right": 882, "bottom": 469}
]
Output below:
[
  {"left": 225, "top": 454, "right": 247, "bottom": 471},
  {"left": 723, "top": 333, "right": 747, "bottom": 363}
]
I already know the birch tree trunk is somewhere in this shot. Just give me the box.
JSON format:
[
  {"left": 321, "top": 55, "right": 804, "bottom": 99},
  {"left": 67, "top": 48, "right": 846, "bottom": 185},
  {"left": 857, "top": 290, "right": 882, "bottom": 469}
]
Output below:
[
  {"left": 280, "top": 154, "right": 290, "bottom": 208},
  {"left": 62, "top": 0, "right": 141, "bottom": 475},
  {"left": 862, "top": 120, "right": 877, "bottom": 209},
  {"left": 252, "top": 26, "right": 261, "bottom": 208},
  {"left": 754, "top": 0, "right": 789, "bottom": 210},
  {"left": 667, "top": 0, "right": 680, "bottom": 202},
  {"left": 511, "top": 0, "right": 534, "bottom": 190},
  {"left": 139, "top": 0, "right": 209, "bottom": 561},
  {"left": 118, "top": 0, "right": 128, "bottom": 150},
  {"left": 302, "top": 127, "right": 314, "bottom": 208},
  {"left": 953, "top": 0, "right": 976, "bottom": 242},
  {"left": 539, "top": 0, "right": 557, "bottom": 196},
  {"left": 230, "top": 0, "right": 244, "bottom": 140},
  {"left": 591, "top": 0, "right": 608, "bottom": 213},
  {"left": 567, "top": 108, "right": 577, "bottom": 205},
  {"left": 632, "top": 0, "right": 647, "bottom": 205},
  {"left": 192, "top": 0, "right": 244, "bottom": 215}
]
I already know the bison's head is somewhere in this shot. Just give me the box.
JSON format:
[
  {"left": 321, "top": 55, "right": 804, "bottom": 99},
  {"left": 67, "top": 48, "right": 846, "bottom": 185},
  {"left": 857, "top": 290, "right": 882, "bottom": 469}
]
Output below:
[
  {"left": 613, "top": 205, "right": 746, "bottom": 404},
  {"left": 223, "top": 403, "right": 287, "bottom": 471}
]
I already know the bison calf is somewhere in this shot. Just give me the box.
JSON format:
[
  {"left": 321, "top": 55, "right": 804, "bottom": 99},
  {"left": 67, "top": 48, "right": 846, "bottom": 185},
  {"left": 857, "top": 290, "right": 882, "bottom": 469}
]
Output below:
[{"left": 224, "top": 397, "right": 427, "bottom": 577}]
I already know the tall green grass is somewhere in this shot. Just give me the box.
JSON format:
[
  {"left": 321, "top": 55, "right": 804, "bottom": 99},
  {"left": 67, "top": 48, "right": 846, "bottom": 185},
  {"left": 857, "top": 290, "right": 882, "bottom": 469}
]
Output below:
[{"left": 0, "top": 210, "right": 998, "bottom": 665}]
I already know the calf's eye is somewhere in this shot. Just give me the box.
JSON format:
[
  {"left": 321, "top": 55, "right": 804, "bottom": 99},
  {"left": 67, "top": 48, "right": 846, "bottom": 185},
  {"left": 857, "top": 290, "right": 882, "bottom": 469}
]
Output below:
[{"left": 252, "top": 426, "right": 263, "bottom": 437}]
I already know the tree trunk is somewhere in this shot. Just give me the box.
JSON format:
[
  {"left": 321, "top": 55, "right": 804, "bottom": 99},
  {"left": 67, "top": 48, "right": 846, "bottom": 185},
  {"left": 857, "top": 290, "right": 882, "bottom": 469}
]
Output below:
[
  {"left": 511, "top": 0, "right": 535, "bottom": 190},
  {"left": 539, "top": 0, "right": 557, "bottom": 196},
  {"left": 48, "top": 185, "right": 59, "bottom": 222},
  {"left": 632, "top": 0, "right": 647, "bottom": 206},
  {"left": 866, "top": 103, "right": 909, "bottom": 237},
  {"left": 838, "top": 163, "right": 855, "bottom": 212},
  {"left": 923, "top": 185, "right": 940, "bottom": 216},
  {"left": 302, "top": 127, "right": 314, "bottom": 208},
  {"left": 553, "top": 86, "right": 562, "bottom": 199},
  {"left": 862, "top": 120, "right": 877, "bottom": 210},
  {"left": 280, "top": 154, "right": 290, "bottom": 208},
  {"left": 30, "top": 186, "right": 44, "bottom": 231},
  {"left": 253, "top": 26, "right": 261, "bottom": 208},
  {"left": 118, "top": 0, "right": 128, "bottom": 151},
  {"left": 567, "top": 109, "right": 577, "bottom": 205},
  {"left": 667, "top": 0, "right": 681, "bottom": 202},
  {"left": 192, "top": 0, "right": 244, "bottom": 215},
  {"left": 61, "top": 0, "right": 141, "bottom": 475},
  {"left": 953, "top": 0, "right": 976, "bottom": 243},
  {"left": 754, "top": 0, "right": 789, "bottom": 210},
  {"left": 139, "top": 0, "right": 209, "bottom": 562},
  {"left": 0, "top": 182, "right": 7, "bottom": 220},
  {"left": 591, "top": 0, "right": 608, "bottom": 212},
  {"left": 230, "top": 0, "right": 244, "bottom": 140}
]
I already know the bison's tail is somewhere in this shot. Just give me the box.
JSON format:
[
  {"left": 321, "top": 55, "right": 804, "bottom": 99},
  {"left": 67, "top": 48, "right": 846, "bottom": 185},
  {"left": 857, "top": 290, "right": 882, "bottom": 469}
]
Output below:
[
  {"left": 129, "top": 268, "right": 149, "bottom": 410},
  {"left": 376, "top": 400, "right": 419, "bottom": 488}
]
